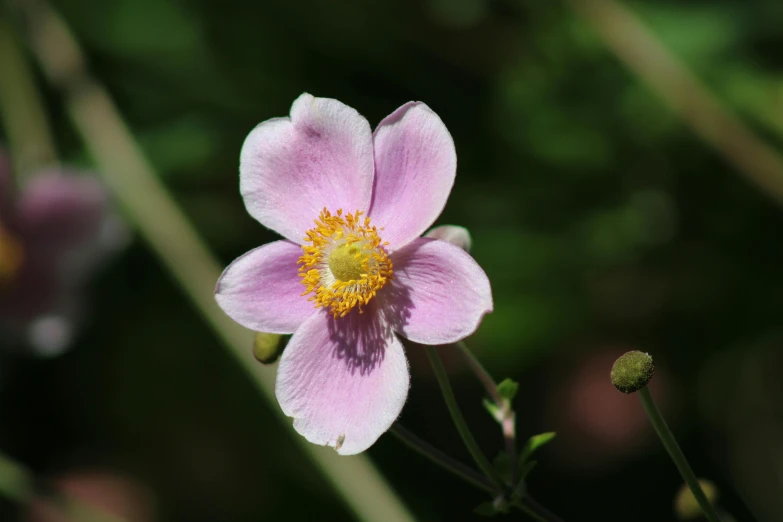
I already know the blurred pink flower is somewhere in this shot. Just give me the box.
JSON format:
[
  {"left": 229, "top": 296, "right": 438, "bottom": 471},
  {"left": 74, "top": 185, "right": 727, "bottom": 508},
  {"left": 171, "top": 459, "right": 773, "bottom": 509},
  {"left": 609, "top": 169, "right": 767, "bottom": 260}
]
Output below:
[
  {"left": 0, "top": 151, "right": 125, "bottom": 356},
  {"left": 216, "top": 94, "right": 493, "bottom": 454},
  {"left": 25, "top": 470, "right": 154, "bottom": 522}
]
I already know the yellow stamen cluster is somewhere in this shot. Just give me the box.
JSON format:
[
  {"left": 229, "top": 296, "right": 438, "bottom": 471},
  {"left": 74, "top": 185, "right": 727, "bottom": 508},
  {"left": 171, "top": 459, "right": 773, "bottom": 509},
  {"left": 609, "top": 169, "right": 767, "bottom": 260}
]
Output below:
[
  {"left": 0, "top": 222, "right": 23, "bottom": 286},
  {"left": 298, "top": 209, "right": 392, "bottom": 318}
]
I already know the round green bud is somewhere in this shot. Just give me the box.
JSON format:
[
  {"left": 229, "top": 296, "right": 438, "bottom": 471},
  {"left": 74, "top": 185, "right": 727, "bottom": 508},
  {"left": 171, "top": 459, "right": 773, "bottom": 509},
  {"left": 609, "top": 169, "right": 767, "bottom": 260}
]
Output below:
[
  {"left": 674, "top": 479, "right": 719, "bottom": 520},
  {"left": 252, "top": 332, "right": 283, "bottom": 364},
  {"left": 610, "top": 351, "right": 654, "bottom": 393}
]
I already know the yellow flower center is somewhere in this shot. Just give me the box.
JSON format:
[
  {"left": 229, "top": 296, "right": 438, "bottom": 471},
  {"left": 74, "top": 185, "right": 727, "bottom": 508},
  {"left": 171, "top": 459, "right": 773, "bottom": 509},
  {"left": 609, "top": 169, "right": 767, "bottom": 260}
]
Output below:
[
  {"left": 328, "top": 243, "right": 366, "bottom": 282},
  {"left": 0, "top": 221, "right": 23, "bottom": 286},
  {"left": 298, "top": 209, "right": 393, "bottom": 318}
]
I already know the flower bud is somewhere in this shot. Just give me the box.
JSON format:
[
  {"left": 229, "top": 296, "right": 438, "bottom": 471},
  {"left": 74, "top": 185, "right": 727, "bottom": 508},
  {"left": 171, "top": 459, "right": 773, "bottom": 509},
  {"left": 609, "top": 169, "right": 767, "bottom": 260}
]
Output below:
[
  {"left": 424, "top": 225, "right": 472, "bottom": 252},
  {"left": 610, "top": 351, "right": 654, "bottom": 393},
  {"left": 674, "top": 479, "right": 718, "bottom": 519},
  {"left": 252, "top": 332, "right": 283, "bottom": 364}
]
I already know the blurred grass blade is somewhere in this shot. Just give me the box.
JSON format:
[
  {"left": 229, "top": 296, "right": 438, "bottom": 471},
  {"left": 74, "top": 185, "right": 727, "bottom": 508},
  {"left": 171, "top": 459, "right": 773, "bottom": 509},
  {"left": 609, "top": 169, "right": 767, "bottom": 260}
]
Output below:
[
  {"left": 0, "top": 14, "right": 57, "bottom": 176},
  {"left": 0, "top": 451, "right": 33, "bottom": 503},
  {"left": 568, "top": 0, "right": 783, "bottom": 208},
  {"left": 9, "top": 1, "right": 415, "bottom": 521}
]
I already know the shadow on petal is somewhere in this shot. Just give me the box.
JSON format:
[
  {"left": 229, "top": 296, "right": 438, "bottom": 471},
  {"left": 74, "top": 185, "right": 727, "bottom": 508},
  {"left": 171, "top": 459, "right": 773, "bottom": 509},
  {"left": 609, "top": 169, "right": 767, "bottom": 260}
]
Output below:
[
  {"left": 276, "top": 305, "right": 411, "bottom": 454},
  {"left": 382, "top": 237, "right": 493, "bottom": 345},
  {"left": 323, "top": 244, "right": 419, "bottom": 375},
  {"left": 376, "top": 238, "right": 426, "bottom": 336},
  {"left": 326, "top": 299, "right": 405, "bottom": 376}
]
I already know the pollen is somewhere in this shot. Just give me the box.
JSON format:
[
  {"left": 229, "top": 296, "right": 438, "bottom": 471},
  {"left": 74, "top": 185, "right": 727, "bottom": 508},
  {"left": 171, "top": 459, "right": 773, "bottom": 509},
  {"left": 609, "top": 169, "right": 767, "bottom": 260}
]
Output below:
[
  {"left": 0, "top": 222, "right": 23, "bottom": 286},
  {"left": 298, "top": 208, "right": 393, "bottom": 318}
]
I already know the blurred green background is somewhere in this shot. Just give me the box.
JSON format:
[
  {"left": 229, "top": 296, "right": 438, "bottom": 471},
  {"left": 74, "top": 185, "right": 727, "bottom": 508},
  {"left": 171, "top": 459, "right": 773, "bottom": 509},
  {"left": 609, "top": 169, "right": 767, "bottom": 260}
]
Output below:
[{"left": 2, "top": 0, "right": 783, "bottom": 520}]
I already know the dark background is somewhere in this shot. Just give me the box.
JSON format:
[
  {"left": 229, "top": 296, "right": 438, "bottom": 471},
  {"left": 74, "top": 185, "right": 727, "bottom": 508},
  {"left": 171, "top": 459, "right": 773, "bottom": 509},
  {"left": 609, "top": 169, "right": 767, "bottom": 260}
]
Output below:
[{"left": 2, "top": 0, "right": 783, "bottom": 520}]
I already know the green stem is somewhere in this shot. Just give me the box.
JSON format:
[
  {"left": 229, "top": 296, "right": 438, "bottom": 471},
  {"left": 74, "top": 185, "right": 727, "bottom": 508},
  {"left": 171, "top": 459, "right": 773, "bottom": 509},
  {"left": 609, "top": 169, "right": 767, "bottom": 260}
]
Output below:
[
  {"left": 454, "top": 343, "right": 565, "bottom": 522},
  {"left": 514, "top": 496, "right": 566, "bottom": 522},
  {"left": 0, "top": 14, "right": 57, "bottom": 176},
  {"left": 389, "top": 424, "right": 496, "bottom": 495},
  {"left": 9, "top": 2, "right": 415, "bottom": 521},
  {"left": 455, "top": 342, "right": 501, "bottom": 404},
  {"left": 455, "top": 341, "right": 518, "bottom": 485},
  {"left": 513, "top": 501, "right": 546, "bottom": 522},
  {"left": 638, "top": 387, "right": 722, "bottom": 522},
  {"left": 425, "top": 346, "right": 506, "bottom": 489}
]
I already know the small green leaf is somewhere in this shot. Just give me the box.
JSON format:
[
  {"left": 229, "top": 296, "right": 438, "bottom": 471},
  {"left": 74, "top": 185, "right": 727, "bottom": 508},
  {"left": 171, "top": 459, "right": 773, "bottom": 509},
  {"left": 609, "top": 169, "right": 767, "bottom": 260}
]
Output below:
[
  {"left": 519, "top": 432, "right": 556, "bottom": 465},
  {"left": 528, "top": 432, "right": 556, "bottom": 452},
  {"left": 482, "top": 398, "right": 502, "bottom": 423},
  {"left": 496, "top": 378, "right": 519, "bottom": 401},
  {"left": 474, "top": 502, "right": 499, "bottom": 517}
]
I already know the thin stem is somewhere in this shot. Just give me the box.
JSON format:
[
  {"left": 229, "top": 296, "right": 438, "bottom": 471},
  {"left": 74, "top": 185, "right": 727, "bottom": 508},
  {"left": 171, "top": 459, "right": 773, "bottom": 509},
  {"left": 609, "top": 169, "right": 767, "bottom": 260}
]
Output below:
[
  {"left": 389, "top": 424, "right": 496, "bottom": 495},
  {"left": 425, "top": 345, "right": 506, "bottom": 489},
  {"left": 0, "top": 15, "right": 57, "bottom": 176},
  {"left": 454, "top": 343, "right": 566, "bottom": 522},
  {"left": 516, "top": 495, "right": 566, "bottom": 522},
  {"left": 455, "top": 342, "right": 500, "bottom": 403},
  {"left": 9, "top": 2, "right": 415, "bottom": 521},
  {"left": 455, "top": 341, "right": 518, "bottom": 485},
  {"left": 513, "top": 501, "right": 546, "bottom": 522},
  {"left": 638, "top": 387, "right": 722, "bottom": 522}
]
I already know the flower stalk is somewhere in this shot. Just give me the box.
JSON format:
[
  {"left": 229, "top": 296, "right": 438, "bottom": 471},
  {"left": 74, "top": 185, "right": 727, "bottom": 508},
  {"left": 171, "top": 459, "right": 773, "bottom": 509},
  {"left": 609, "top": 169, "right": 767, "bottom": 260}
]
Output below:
[
  {"left": 402, "top": 346, "right": 566, "bottom": 522},
  {"left": 425, "top": 345, "right": 506, "bottom": 488},
  {"left": 638, "top": 387, "right": 723, "bottom": 522},
  {"left": 454, "top": 345, "right": 566, "bottom": 522},
  {"left": 455, "top": 341, "right": 519, "bottom": 485},
  {"left": 514, "top": 496, "right": 565, "bottom": 522},
  {"left": 611, "top": 352, "right": 721, "bottom": 521},
  {"left": 389, "top": 424, "right": 496, "bottom": 494}
]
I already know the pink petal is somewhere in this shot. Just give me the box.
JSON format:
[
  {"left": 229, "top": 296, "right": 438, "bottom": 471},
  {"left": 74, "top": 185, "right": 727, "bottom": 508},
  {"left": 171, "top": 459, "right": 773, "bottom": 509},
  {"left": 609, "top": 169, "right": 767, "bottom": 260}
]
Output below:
[
  {"left": 215, "top": 240, "right": 315, "bottom": 334},
  {"left": 381, "top": 238, "right": 492, "bottom": 344},
  {"left": 240, "top": 94, "right": 375, "bottom": 243},
  {"left": 370, "top": 103, "right": 457, "bottom": 248},
  {"left": 276, "top": 308, "right": 409, "bottom": 455},
  {"left": 424, "top": 225, "right": 472, "bottom": 252}
]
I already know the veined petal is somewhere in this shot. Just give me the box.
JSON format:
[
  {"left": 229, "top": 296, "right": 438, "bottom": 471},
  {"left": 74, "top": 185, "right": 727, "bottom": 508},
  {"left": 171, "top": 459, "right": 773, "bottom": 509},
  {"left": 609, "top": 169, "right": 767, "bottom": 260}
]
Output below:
[
  {"left": 240, "top": 93, "right": 374, "bottom": 243},
  {"left": 382, "top": 238, "right": 492, "bottom": 345},
  {"left": 276, "top": 308, "right": 410, "bottom": 455},
  {"left": 424, "top": 225, "right": 472, "bottom": 252},
  {"left": 215, "top": 240, "right": 315, "bottom": 334},
  {"left": 370, "top": 103, "right": 457, "bottom": 248}
]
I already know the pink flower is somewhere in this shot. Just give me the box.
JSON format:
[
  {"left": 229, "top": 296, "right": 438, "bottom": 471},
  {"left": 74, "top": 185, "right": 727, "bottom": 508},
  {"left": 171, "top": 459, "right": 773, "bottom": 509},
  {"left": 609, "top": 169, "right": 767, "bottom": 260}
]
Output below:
[
  {"left": 0, "top": 150, "right": 124, "bottom": 355},
  {"left": 25, "top": 469, "right": 154, "bottom": 522},
  {"left": 215, "top": 94, "right": 493, "bottom": 454}
]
